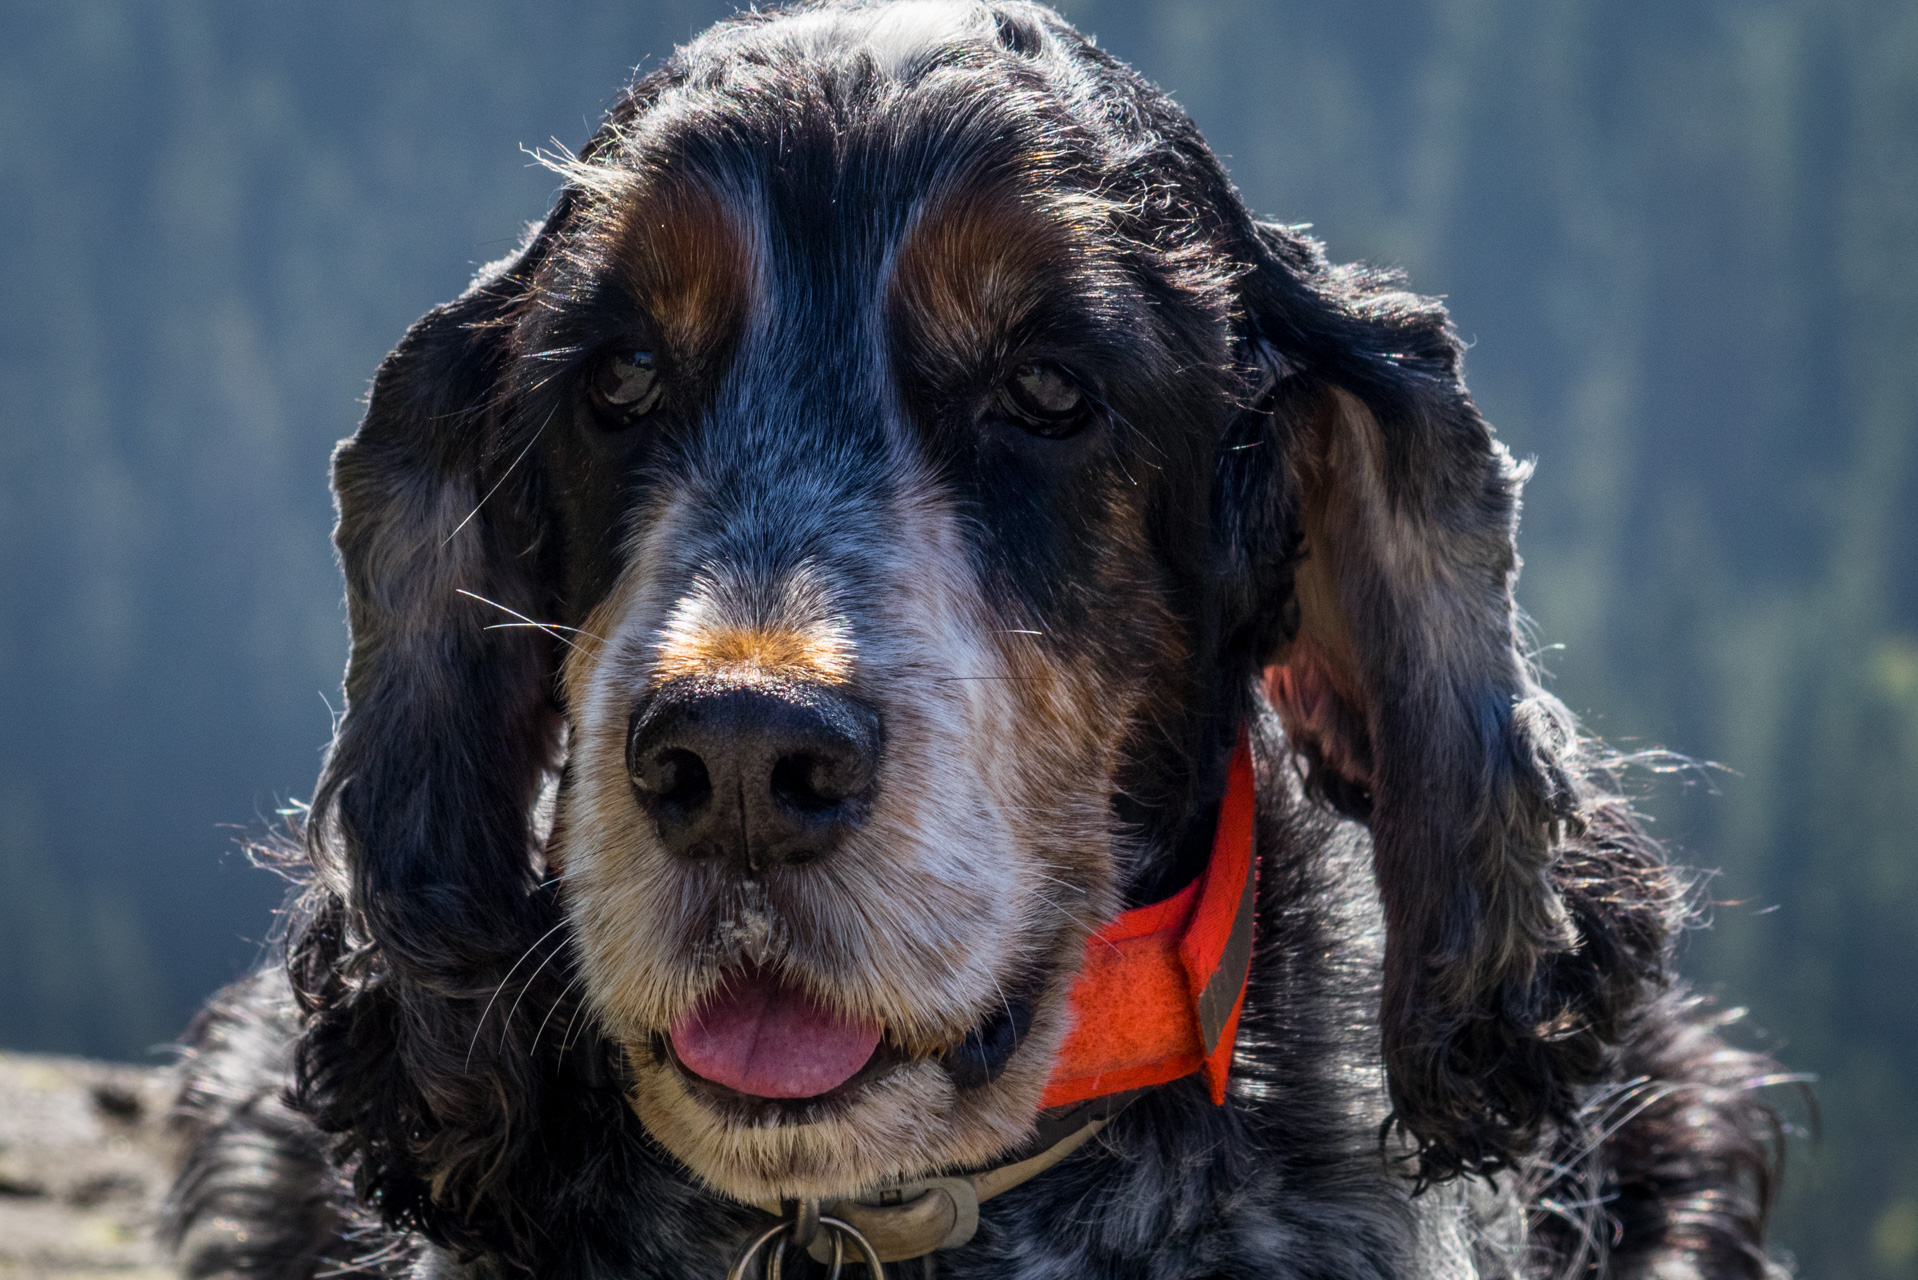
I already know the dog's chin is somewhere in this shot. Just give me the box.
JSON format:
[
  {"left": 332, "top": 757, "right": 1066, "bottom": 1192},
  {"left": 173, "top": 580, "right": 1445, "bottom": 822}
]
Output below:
[{"left": 622, "top": 1029, "right": 1061, "bottom": 1203}]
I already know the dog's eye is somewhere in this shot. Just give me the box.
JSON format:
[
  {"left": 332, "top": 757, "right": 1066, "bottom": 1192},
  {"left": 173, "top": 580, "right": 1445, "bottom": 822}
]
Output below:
[
  {"left": 1003, "top": 363, "right": 1090, "bottom": 438},
  {"left": 589, "top": 350, "right": 664, "bottom": 425}
]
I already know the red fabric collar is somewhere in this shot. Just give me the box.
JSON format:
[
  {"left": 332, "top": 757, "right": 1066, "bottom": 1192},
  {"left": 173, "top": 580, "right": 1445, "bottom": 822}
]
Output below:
[{"left": 1038, "top": 734, "right": 1258, "bottom": 1110}]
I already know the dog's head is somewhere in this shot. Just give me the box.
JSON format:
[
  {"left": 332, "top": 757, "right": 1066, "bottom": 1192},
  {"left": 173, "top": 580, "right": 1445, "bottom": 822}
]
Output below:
[{"left": 300, "top": 0, "right": 1657, "bottom": 1228}]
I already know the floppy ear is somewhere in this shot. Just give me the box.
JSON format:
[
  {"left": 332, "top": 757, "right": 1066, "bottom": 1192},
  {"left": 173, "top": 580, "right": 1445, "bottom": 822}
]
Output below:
[
  {"left": 306, "top": 213, "right": 569, "bottom": 976},
  {"left": 1221, "top": 220, "right": 1623, "bottom": 1180}
]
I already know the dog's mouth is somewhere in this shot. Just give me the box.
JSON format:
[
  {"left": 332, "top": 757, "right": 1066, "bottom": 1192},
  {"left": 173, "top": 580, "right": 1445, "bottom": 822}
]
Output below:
[
  {"left": 656, "top": 965, "right": 1041, "bottom": 1121},
  {"left": 667, "top": 966, "right": 888, "bottom": 1099}
]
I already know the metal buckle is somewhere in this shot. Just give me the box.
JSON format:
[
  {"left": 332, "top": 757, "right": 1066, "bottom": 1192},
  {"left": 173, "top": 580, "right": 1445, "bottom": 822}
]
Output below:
[
  {"left": 726, "top": 1204, "right": 885, "bottom": 1280},
  {"left": 804, "top": 1177, "right": 980, "bottom": 1263}
]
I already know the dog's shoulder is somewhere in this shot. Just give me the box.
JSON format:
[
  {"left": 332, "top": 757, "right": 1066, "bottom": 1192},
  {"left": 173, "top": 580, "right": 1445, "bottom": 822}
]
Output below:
[{"left": 164, "top": 966, "right": 371, "bottom": 1277}]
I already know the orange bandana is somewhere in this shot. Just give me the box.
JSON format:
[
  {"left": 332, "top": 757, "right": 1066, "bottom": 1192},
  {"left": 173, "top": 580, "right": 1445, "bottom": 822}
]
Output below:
[{"left": 1039, "top": 734, "right": 1258, "bottom": 1111}]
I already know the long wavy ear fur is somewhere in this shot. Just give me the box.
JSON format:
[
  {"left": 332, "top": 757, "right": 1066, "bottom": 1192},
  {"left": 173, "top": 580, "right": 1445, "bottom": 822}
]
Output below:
[
  {"left": 309, "top": 82, "right": 656, "bottom": 965},
  {"left": 284, "top": 193, "right": 592, "bottom": 1254},
  {"left": 311, "top": 247, "right": 561, "bottom": 968},
  {"left": 279, "top": 76, "right": 702, "bottom": 1256},
  {"left": 1218, "top": 220, "right": 1674, "bottom": 1181}
]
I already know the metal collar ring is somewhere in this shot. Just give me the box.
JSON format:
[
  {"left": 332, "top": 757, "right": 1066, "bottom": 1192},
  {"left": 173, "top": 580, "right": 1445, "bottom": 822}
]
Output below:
[{"left": 726, "top": 1211, "right": 884, "bottom": 1280}]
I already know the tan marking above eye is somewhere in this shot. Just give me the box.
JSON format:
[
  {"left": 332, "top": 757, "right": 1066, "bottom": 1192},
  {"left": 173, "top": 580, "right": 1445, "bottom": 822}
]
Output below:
[
  {"left": 889, "top": 176, "right": 1082, "bottom": 377},
  {"left": 610, "top": 177, "right": 756, "bottom": 363}
]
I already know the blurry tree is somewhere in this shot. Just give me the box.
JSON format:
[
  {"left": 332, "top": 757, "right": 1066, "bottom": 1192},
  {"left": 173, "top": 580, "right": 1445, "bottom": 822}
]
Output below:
[{"left": 1, "top": 0, "right": 1912, "bottom": 1274}]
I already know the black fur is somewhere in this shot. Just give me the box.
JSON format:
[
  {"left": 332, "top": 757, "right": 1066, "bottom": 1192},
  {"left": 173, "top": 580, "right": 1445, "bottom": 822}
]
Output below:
[{"left": 165, "top": 3, "right": 1789, "bottom": 1276}]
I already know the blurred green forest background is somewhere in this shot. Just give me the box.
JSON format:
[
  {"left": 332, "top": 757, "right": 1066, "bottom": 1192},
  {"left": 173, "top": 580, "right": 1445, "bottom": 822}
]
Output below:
[{"left": 1, "top": 0, "right": 1913, "bottom": 1274}]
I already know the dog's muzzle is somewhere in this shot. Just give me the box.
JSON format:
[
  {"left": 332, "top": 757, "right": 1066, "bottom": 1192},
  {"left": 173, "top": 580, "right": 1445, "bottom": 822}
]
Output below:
[{"left": 707, "top": 734, "right": 1261, "bottom": 1271}]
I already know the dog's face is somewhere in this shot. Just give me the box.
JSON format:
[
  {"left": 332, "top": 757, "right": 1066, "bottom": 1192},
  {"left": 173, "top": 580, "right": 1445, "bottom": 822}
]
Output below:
[
  {"left": 524, "top": 4, "right": 1238, "bottom": 1198},
  {"left": 310, "top": 0, "right": 1643, "bottom": 1232}
]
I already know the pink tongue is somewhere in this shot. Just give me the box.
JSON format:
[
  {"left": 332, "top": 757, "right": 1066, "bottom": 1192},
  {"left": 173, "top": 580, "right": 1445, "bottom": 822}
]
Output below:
[{"left": 670, "top": 971, "right": 883, "bottom": 1099}]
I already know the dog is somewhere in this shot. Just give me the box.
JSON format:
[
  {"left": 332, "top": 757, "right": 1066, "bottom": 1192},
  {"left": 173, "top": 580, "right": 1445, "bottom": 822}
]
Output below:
[{"left": 162, "top": 3, "right": 1788, "bottom": 1276}]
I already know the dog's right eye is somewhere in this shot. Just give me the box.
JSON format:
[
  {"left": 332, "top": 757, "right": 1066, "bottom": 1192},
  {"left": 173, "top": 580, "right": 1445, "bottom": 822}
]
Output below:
[
  {"left": 1001, "top": 363, "right": 1092, "bottom": 439},
  {"left": 588, "top": 350, "right": 664, "bottom": 426}
]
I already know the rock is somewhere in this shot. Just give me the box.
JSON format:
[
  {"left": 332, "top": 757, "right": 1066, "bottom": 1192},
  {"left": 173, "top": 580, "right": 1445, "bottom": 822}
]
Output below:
[{"left": 0, "top": 1052, "right": 175, "bottom": 1280}]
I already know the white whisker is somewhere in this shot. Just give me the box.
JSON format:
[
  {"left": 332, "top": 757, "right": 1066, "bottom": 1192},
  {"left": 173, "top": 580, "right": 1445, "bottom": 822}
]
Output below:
[
  {"left": 457, "top": 589, "right": 601, "bottom": 654},
  {"left": 440, "top": 401, "right": 558, "bottom": 547},
  {"left": 484, "top": 620, "right": 609, "bottom": 642},
  {"left": 501, "top": 941, "right": 574, "bottom": 1052},
  {"left": 465, "top": 920, "right": 570, "bottom": 1069},
  {"left": 531, "top": 973, "right": 587, "bottom": 1058}
]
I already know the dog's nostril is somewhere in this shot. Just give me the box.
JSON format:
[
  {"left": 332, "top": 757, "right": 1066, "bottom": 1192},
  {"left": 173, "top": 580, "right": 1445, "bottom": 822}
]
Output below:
[
  {"left": 637, "top": 747, "right": 713, "bottom": 815},
  {"left": 770, "top": 748, "right": 868, "bottom": 813},
  {"left": 770, "top": 754, "right": 826, "bottom": 813}
]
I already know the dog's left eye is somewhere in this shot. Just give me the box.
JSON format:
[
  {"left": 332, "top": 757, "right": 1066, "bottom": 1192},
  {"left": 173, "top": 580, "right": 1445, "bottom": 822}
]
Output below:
[
  {"left": 1002, "top": 363, "right": 1091, "bottom": 438},
  {"left": 588, "top": 350, "right": 664, "bottom": 426}
]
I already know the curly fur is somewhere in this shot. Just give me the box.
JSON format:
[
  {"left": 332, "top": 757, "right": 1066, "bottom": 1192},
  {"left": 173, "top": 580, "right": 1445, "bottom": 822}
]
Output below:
[{"left": 164, "top": 3, "right": 1791, "bottom": 1276}]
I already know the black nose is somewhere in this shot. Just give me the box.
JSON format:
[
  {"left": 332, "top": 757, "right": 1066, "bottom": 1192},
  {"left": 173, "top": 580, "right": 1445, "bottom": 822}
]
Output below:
[{"left": 626, "top": 681, "right": 881, "bottom": 872}]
